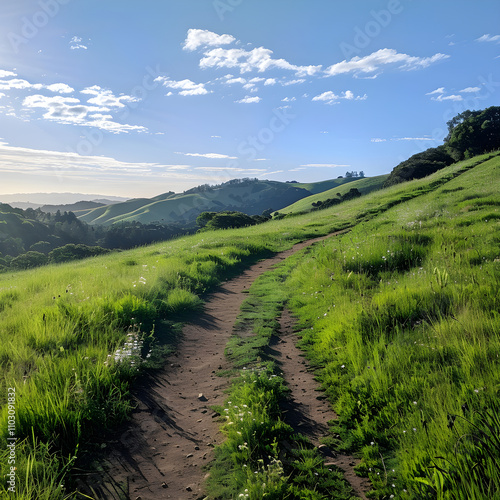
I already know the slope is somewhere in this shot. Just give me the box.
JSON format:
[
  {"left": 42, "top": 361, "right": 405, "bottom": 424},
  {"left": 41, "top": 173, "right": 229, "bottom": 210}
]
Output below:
[
  {"left": 77, "top": 178, "right": 350, "bottom": 226},
  {"left": 0, "top": 152, "right": 498, "bottom": 499},
  {"left": 276, "top": 174, "right": 389, "bottom": 215}
]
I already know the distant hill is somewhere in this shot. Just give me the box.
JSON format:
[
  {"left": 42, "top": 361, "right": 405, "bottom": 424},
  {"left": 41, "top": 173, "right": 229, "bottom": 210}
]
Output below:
[
  {"left": 1, "top": 193, "right": 128, "bottom": 209},
  {"left": 275, "top": 175, "right": 389, "bottom": 215},
  {"left": 40, "top": 200, "right": 107, "bottom": 214},
  {"left": 77, "top": 179, "right": 325, "bottom": 226}
]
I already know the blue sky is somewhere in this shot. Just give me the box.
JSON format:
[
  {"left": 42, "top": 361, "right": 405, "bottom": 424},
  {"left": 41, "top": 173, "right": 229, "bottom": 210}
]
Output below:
[{"left": 0, "top": 0, "right": 499, "bottom": 198}]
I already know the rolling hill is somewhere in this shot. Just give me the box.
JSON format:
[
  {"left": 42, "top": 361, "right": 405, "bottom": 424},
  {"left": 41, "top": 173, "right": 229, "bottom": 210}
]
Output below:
[
  {"left": 76, "top": 178, "right": 354, "bottom": 226},
  {"left": 275, "top": 174, "right": 389, "bottom": 215}
]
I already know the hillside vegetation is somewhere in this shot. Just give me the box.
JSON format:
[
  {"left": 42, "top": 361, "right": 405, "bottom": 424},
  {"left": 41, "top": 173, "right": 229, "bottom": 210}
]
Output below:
[
  {"left": 276, "top": 174, "right": 388, "bottom": 216},
  {"left": 77, "top": 178, "right": 312, "bottom": 226},
  {"left": 0, "top": 151, "right": 498, "bottom": 498},
  {"left": 384, "top": 105, "right": 500, "bottom": 187}
]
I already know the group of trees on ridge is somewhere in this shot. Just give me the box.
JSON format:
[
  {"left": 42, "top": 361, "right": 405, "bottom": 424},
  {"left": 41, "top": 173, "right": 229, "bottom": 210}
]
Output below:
[{"left": 384, "top": 106, "right": 500, "bottom": 186}]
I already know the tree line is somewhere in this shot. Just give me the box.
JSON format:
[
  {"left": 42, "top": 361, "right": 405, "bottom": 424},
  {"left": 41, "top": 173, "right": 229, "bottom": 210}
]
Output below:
[
  {"left": 384, "top": 106, "right": 500, "bottom": 186},
  {"left": 0, "top": 206, "right": 191, "bottom": 271}
]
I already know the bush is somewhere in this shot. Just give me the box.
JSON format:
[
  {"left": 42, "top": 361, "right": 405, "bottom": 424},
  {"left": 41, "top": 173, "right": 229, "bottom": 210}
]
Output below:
[
  {"left": 10, "top": 251, "right": 48, "bottom": 269},
  {"left": 48, "top": 244, "right": 110, "bottom": 263}
]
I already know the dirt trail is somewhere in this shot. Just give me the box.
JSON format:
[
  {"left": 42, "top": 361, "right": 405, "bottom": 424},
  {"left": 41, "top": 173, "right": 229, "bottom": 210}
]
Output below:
[
  {"left": 79, "top": 232, "right": 369, "bottom": 499},
  {"left": 272, "top": 309, "right": 371, "bottom": 499}
]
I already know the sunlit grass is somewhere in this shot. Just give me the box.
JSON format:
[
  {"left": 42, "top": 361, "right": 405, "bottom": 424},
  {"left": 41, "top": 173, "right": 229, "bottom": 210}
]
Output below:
[
  {"left": 280, "top": 153, "right": 500, "bottom": 498},
  {"left": 0, "top": 152, "right": 498, "bottom": 497}
]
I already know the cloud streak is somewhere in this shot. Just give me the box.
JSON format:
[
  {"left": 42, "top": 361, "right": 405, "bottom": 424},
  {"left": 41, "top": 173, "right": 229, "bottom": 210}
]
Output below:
[
  {"left": 325, "top": 48, "right": 449, "bottom": 77},
  {"left": 175, "top": 152, "right": 238, "bottom": 159}
]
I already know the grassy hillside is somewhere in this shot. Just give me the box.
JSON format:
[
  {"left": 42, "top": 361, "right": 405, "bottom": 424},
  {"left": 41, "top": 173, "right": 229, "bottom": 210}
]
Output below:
[
  {"left": 77, "top": 177, "right": 359, "bottom": 226},
  {"left": 277, "top": 174, "right": 389, "bottom": 215},
  {"left": 77, "top": 179, "right": 312, "bottom": 226},
  {"left": 0, "top": 152, "right": 498, "bottom": 498},
  {"left": 288, "top": 176, "right": 360, "bottom": 194}
]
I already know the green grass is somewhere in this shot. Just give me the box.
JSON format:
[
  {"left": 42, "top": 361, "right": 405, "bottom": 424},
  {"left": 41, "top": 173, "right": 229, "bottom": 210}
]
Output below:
[
  {"left": 207, "top": 269, "right": 356, "bottom": 499},
  {"left": 277, "top": 175, "right": 389, "bottom": 215},
  {"left": 278, "top": 153, "right": 500, "bottom": 498},
  {"left": 0, "top": 152, "right": 498, "bottom": 498}
]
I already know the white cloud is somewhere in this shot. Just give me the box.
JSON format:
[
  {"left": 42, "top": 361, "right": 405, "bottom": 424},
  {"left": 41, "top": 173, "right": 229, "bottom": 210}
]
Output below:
[
  {"left": 0, "top": 72, "right": 74, "bottom": 94},
  {"left": 264, "top": 78, "right": 277, "bottom": 86},
  {"left": 155, "top": 77, "right": 210, "bottom": 96},
  {"left": 312, "top": 90, "right": 366, "bottom": 104},
  {"left": 325, "top": 48, "right": 449, "bottom": 77},
  {"left": 175, "top": 152, "right": 238, "bottom": 159},
  {"left": 282, "top": 79, "right": 306, "bottom": 86},
  {"left": 371, "top": 138, "right": 387, "bottom": 143},
  {"left": 433, "top": 94, "right": 463, "bottom": 102},
  {"left": 81, "top": 85, "right": 139, "bottom": 107},
  {"left": 224, "top": 77, "right": 247, "bottom": 85},
  {"left": 281, "top": 97, "right": 296, "bottom": 102},
  {"left": 22, "top": 93, "right": 146, "bottom": 133},
  {"left": 0, "top": 78, "right": 40, "bottom": 91},
  {"left": 235, "top": 95, "right": 261, "bottom": 104},
  {"left": 183, "top": 29, "right": 236, "bottom": 51},
  {"left": 460, "top": 86, "right": 481, "bottom": 93},
  {"left": 70, "top": 36, "right": 88, "bottom": 50},
  {"left": 199, "top": 46, "right": 322, "bottom": 76},
  {"left": 476, "top": 34, "right": 500, "bottom": 43},
  {"left": 0, "top": 141, "right": 165, "bottom": 180},
  {"left": 46, "top": 83, "right": 75, "bottom": 94},
  {"left": 426, "top": 87, "right": 445, "bottom": 95},
  {"left": 426, "top": 87, "right": 464, "bottom": 102}
]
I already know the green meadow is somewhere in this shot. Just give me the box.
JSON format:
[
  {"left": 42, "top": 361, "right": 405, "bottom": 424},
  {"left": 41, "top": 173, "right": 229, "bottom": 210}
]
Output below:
[{"left": 0, "top": 152, "right": 499, "bottom": 498}]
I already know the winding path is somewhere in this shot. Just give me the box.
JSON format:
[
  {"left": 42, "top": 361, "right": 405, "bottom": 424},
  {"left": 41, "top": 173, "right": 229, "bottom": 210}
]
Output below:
[{"left": 78, "top": 232, "right": 369, "bottom": 499}]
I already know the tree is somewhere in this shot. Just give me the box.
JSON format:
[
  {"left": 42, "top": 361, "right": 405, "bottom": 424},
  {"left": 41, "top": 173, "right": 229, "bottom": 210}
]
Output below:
[
  {"left": 445, "top": 106, "right": 500, "bottom": 160},
  {"left": 196, "top": 212, "right": 217, "bottom": 228},
  {"left": 11, "top": 251, "right": 48, "bottom": 269}
]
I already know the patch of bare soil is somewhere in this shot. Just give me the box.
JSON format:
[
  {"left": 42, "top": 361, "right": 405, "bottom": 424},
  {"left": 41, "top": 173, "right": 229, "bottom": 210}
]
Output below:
[
  {"left": 272, "top": 309, "right": 371, "bottom": 499},
  {"left": 77, "top": 232, "right": 366, "bottom": 500}
]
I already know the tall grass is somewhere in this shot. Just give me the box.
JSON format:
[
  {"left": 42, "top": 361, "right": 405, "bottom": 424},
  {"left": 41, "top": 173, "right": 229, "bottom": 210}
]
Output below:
[
  {"left": 0, "top": 152, "right": 497, "bottom": 497},
  {"left": 280, "top": 154, "right": 500, "bottom": 498}
]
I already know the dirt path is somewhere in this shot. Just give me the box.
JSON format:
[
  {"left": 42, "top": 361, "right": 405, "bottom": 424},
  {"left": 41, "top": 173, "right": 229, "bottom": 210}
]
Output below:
[
  {"left": 272, "top": 309, "right": 371, "bottom": 499},
  {"left": 78, "top": 232, "right": 369, "bottom": 499}
]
